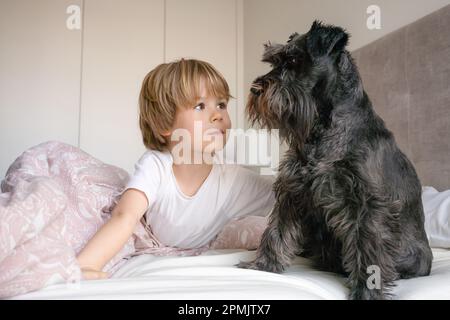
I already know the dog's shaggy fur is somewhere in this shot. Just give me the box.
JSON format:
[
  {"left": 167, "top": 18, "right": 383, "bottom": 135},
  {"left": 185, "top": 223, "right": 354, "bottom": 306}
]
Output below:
[{"left": 237, "top": 21, "right": 432, "bottom": 300}]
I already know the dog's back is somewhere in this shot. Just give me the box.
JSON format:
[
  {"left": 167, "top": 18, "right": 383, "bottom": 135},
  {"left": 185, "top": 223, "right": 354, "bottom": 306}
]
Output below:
[{"left": 329, "top": 84, "right": 433, "bottom": 277}]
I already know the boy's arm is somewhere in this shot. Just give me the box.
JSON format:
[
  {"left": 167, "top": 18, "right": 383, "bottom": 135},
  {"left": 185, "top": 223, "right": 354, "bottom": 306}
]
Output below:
[{"left": 76, "top": 188, "right": 149, "bottom": 279}]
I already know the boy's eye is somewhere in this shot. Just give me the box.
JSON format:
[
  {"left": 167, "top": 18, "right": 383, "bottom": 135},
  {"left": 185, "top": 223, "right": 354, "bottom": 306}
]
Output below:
[
  {"left": 218, "top": 102, "right": 227, "bottom": 109},
  {"left": 194, "top": 103, "right": 205, "bottom": 111}
]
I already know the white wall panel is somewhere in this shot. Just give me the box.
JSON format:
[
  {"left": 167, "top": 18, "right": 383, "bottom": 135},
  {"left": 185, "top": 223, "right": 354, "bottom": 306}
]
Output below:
[
  {"left": 79, "top": 0, "right": 164, "bottom": 174},
  {"left": 0, "top": 0, "right": 82, "bottom": 177}
]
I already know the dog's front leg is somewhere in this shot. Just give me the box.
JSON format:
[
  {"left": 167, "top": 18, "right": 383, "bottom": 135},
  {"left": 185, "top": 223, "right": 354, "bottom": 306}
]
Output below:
[{"left": 236, "top": 204, "right": 301, "bottom": 273}]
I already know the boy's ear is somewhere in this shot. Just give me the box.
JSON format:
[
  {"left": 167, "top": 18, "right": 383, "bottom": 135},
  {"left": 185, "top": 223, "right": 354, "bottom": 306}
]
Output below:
[
  {"left": 306, "top": 20, "right": 349, "bottom": 59},
  {"left": 161, "top": 130, "right": 172, "bottom": 137}
]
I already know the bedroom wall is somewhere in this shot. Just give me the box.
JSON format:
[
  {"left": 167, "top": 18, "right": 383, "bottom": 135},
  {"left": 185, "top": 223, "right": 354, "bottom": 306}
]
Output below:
[
  {"left": 0, "top": 0, "right": 245, "bottom": 178},
  {"left": 0, "top": 0, "right": 83, "bottom": 177}
]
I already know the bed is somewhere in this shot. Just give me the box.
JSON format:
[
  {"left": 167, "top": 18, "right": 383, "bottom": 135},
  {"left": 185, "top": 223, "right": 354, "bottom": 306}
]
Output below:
[
  {"left": 10, "top": 247, "right": 450, "bottom": 300},
  {"left": 6, "top": 5, "right": 450, "bottom": 300}
]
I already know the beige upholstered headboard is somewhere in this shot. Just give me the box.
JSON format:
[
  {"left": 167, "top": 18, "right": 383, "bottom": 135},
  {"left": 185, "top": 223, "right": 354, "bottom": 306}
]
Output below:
[{"left": 352, "top": 5, "right": 450, "bottom": 191}]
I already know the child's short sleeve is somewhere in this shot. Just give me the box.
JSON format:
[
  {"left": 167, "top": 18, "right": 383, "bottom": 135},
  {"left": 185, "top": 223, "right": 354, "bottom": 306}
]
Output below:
[
  {"left": 225, "top": 166, "right": 276, "bottom": 219},
  {"left": 123, "top": 152, "right": 163, "bottom": 211}
]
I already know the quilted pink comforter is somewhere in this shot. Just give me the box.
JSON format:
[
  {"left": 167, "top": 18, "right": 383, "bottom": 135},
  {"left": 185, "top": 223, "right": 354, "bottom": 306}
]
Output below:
[{"left": 0, "top": 141, "right": 267, "bottom": 298}]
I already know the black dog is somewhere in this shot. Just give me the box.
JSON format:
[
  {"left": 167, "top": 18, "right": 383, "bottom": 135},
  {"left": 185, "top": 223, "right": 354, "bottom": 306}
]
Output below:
[{"left": 237, "top": 21, "right": 432, "bottom": 300}]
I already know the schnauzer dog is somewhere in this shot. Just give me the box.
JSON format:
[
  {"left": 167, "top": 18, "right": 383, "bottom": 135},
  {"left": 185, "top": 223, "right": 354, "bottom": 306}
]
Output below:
[{"left": 237, "top": 21, "right": 432, "bottom": 300}]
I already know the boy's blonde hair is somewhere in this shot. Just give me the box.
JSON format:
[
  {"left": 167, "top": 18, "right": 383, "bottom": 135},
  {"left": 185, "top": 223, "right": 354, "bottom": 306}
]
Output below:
[{"left": 139, "top": 58, "right": 232, "bottom": 151}]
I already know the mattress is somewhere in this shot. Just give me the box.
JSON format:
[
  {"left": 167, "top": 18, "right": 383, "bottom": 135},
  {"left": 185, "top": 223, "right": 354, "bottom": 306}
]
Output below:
[{"left": 11, "top": 248, "right": 450, "bottom": 300}]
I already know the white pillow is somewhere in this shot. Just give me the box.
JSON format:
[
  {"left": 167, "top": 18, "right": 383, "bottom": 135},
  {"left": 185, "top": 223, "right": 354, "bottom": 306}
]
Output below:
[{"left": 422, "top": 186, "right": 450, "bottom": 248}]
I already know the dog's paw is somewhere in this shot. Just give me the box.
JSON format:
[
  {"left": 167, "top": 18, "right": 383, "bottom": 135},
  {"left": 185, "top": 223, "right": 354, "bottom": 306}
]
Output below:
[
  {"left": 236, "top": 259, "right": 285, "bottom": 273},
  {"left": 349, "top": 287, "right": 388, "bottom": 300},
  {"left": 236, "top": 260, "right": 260, "bottom": 270}
]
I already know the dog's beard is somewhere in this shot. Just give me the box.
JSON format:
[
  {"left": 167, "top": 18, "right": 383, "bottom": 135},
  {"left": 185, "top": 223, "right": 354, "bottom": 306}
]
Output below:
[
  {"left": 247, "top": 81, "right": 279, "bottom": 130},
  {"left": 247, "top": 80, "right": 317, "bottom": 149}
]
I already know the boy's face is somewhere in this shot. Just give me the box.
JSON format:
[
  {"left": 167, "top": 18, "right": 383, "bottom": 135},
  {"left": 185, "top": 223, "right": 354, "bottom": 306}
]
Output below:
[{"left": 166, "top": 79, "right": 232, "bottom": 161}]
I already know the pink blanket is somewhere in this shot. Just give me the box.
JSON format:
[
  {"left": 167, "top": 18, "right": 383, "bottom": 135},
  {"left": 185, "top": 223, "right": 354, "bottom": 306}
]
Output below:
[{"left": 0, "top": 141, "right": 267, "bottom": 298}]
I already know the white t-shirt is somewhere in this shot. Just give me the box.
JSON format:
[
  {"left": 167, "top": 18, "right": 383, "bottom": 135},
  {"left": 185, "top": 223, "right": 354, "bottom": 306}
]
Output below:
[{"left": 123, "top": 150, "right": 276, "bottom": 248}]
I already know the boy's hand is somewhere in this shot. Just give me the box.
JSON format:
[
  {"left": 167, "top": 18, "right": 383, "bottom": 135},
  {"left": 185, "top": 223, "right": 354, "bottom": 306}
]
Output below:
[{"left": 80, "top": 266, "right": 109, "bottom": 280}]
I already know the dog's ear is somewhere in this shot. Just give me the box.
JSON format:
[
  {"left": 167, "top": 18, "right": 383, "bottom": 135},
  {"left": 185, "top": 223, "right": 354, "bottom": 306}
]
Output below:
[
  {"left": 262, "top": 41, "right": 284, "bottom": 64},
  {"left": 306, "top": 20, "right": 349, "bottom": 59},
  {"left": 287, "top": 32, "right": 299, "bottom": 43}
]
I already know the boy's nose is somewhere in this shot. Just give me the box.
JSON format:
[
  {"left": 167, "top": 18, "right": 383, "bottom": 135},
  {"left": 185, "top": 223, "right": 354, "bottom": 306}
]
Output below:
[{"left": 211, "top": 112, "right": 223, "bottom": 122}]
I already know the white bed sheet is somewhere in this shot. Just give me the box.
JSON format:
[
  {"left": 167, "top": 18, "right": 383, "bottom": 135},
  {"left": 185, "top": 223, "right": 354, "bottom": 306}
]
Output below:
[{"left": 11, "top": 248, "right": 450, "bottom": 300}]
